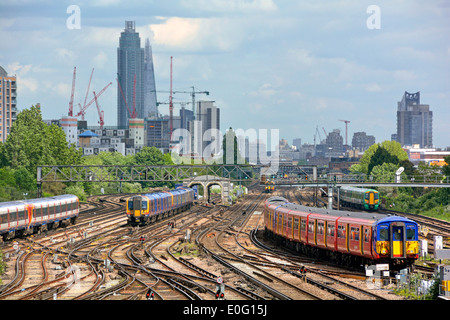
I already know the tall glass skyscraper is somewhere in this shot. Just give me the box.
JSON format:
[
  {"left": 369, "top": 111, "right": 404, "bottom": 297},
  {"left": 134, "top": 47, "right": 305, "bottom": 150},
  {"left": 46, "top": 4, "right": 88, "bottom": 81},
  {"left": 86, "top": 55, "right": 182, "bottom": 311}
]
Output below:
[
  {"left": 396, "top": 91, "right": 433, "bottom": 148},
  {"left": 144, "top": 38, "right": 158, "bottom": 118},
  {"left": 117, "top": 21, "right": 144, "bottom": 128}
]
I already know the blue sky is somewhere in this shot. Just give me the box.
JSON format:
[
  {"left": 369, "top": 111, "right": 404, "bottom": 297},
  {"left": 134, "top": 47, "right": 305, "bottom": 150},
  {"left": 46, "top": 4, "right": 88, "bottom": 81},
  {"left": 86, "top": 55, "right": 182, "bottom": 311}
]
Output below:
[{"left": 1, "top": 0, "right": 449, "bottom": 148}]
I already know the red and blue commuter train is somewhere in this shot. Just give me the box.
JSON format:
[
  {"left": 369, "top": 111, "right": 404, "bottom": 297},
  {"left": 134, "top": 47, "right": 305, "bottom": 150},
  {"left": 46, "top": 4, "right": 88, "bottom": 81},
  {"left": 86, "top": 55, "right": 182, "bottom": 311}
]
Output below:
[
  {"left": 264, "top": 196, "right": 419, "bottom": 268},
  {"left": 0, "top": 194, "right": 79, "bottom": 243},
  {"left": 126, "top": 187, "right": 195, "bottom": 226}
]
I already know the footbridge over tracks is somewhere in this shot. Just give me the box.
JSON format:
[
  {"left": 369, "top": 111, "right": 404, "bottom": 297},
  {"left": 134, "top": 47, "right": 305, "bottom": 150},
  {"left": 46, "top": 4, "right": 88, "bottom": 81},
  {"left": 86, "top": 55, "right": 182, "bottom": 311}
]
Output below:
[{"left": 182, "top": 175, "right": 232, "bottom": 205}]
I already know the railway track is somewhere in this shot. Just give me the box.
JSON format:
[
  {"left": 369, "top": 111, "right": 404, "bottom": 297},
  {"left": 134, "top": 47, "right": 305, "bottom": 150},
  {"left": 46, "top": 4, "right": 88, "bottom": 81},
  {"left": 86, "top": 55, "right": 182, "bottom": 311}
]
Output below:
[{"left": 0, "top": 189, "right": 413, "bottom": 300}]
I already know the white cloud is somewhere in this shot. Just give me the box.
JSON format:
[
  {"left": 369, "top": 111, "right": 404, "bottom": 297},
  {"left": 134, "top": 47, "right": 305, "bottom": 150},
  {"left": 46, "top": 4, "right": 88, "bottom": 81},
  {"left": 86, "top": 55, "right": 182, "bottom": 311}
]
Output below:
[
  {"left": 7, "top": 62, "right": 38, "bottom": 93},
  {"left": 149, "top": 17, "right": 245, "bottom": 52},
  {"left": 180, "top": 0, "right": 277, "bottom": 13},
  {"left": 55, "top": 48, "right": 77, "bottom": 65},
  {"left": 92, "top": 51, "right": 108, "bottom": 69},
  {"left": 364, "top": 83, "right": 382, "bottom": 92}
]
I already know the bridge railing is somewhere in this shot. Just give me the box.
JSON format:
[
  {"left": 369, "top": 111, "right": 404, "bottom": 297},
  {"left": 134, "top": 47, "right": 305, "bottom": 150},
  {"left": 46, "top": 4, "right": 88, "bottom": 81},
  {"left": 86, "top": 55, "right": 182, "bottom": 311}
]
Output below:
[{"left": 270, "top": 173, "right": 450, "bottom": 186}]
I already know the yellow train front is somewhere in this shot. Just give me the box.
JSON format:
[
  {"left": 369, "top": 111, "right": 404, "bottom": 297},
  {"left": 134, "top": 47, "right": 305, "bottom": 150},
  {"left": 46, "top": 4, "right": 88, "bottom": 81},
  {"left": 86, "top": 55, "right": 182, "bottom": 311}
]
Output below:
[
  {"left": 126, "top": 188, "right": 194, "bottom": 226},
  {"left": 264, "top": 181, "right": 275, "bottom": 193}
]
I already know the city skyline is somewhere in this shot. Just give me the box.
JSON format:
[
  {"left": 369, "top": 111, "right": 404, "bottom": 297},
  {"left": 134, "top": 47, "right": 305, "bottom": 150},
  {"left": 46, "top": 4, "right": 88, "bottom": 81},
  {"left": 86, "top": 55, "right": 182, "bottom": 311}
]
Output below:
[{"left": 0, "top": 1, "right": 449, "bottom": 148}]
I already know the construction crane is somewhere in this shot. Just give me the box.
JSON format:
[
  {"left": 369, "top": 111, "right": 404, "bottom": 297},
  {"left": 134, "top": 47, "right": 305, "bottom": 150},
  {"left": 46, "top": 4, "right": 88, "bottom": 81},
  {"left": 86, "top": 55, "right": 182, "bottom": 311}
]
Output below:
[
  {"left": 339, "top": 119, "right": 351, "bottom": 146},
  {"left": 170, "top": 56, "right": 173, "bottom": 137},
  {"left": 155, "top": 87, "right": 209, "bottom": 119},
  {"left": 314, "top": 125, "right": 323, "bottom": 156},
  {"left": 80, "top": 68, "right": 94, "bottom": 116},
  {"left": 76, "top": 81, "right": 112, "bottom": 120},
  {"left": 322, "top": 127, "right": 327, "bottom": 138},
  {"left": 93, "top": 90, "right": 105, "bottom": 129},
  {"left": 68, "top": 67, "right": 76, "bottom": 116},
  {"left": 116, "top": 74, "right": 137, "bottom": 119}
]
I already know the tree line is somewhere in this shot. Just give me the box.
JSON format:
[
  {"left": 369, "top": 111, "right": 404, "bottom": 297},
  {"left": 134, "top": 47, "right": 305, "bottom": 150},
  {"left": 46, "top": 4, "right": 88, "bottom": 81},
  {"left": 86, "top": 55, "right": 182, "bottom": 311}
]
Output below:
[
  {"left": 0, "top": 106, "right": 173, "bottom": 201},
  {"left": 350, "top": 140, "right": 450, "bottom": 220}
]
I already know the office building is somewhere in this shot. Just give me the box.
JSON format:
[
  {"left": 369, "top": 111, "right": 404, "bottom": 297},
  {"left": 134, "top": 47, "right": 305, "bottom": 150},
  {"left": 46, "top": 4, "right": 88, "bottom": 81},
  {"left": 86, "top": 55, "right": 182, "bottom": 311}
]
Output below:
[
  {"left": 326, "top": 129, "right": 344, "bottom": 157},
  {"left": 195, "top": 101, "right": 220, "bottom": 154},
  {"left": 117, "top": 21, "right": 144, "bottom": 128},
  {"left": 396, "top": 91, "right": 433, "bottom": 148},
  {"left": 352, "top": 132, "right": 375, "bottom": 151},
  {"left": 146, "top": 117, "right": 170, "bottom": 153},
  {"left": 144, "top": 38, "right": 158, "bottom": 118},
  {"left": 0, "top": 66, "right": 17, "bottom": 143}
]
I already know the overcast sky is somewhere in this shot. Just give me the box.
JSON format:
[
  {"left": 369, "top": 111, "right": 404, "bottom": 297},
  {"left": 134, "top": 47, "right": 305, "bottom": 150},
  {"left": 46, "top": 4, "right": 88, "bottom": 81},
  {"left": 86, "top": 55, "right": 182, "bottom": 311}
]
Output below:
[{"left": 1, "top": 0, "right": 449, "bottom": 148}]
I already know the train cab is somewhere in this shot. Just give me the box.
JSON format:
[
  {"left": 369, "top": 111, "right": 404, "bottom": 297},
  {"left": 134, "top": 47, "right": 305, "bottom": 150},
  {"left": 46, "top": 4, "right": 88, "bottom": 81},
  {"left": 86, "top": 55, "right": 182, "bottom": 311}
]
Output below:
[
  {"left": 126, "top": 195, "right": 149, "bottom": 225},
  {"left": 374, "top": 217, "right": 419, "bottom": 262}
]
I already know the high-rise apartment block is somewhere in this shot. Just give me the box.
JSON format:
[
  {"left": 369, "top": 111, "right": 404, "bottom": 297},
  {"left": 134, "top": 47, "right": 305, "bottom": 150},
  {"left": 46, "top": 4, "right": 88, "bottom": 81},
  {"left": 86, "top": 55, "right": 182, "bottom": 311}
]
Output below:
[
  {"left": 195, "top": 101, "right": 220, "bottom": 154},
  {"left": 352, "top": 132, "right": 375, "bottom": 151},
  {"left": 0, "top": 66, "right": 17, "bottom": 143},
  {"left": 396, "top": 91, "right": 433, "bottom": 148}
]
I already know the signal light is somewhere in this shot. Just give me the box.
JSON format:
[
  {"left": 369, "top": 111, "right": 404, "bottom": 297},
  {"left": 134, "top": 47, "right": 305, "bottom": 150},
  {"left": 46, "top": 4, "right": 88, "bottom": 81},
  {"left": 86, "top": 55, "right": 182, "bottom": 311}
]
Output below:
[{"left": 146, "top": 289, "right": 154, "bottom": 300}]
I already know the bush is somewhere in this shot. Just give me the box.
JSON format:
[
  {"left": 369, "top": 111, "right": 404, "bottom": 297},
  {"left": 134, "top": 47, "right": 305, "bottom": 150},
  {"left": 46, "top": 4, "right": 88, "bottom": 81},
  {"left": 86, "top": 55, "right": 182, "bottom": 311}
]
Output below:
[{"left": 65, "top": 184, "right": 87, "bottom": 202}]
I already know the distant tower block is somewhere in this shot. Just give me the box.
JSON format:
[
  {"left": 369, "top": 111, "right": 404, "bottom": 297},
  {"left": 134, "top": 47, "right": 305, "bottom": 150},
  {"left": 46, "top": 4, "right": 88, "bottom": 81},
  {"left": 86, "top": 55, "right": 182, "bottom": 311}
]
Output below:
[{"left": 129, "top": 118, "right": 145, "bottom": 148}]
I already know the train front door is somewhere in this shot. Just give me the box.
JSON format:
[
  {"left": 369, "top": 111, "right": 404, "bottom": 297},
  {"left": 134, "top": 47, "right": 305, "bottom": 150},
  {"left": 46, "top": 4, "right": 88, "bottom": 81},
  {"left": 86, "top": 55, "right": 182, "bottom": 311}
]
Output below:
[{"left": 391, "top": 224, "right": 405, "bottom": 258}]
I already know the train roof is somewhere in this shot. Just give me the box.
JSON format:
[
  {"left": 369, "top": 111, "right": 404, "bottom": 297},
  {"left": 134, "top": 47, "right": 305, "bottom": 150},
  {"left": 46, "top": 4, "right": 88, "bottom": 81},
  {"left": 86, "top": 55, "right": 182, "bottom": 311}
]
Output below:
[
  {"left": 266, "top": 196, "right": 387, "bottom": 222},
  {"left": 0, "top": 194, "right": 78, "bottom": 209},
  {"left": 340, "top": 186, "right": 378, "bottom": 193}
]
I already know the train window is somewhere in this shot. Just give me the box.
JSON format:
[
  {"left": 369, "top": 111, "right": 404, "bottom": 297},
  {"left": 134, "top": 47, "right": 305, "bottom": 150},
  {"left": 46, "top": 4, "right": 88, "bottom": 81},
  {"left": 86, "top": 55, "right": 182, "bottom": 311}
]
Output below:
[
  {"left": 328, "top": 224, "right": 335, "bottom": 237},
  {"left": 142, "top": 201, "right": 147, "bottom": 210},
  {"left": 379, "top": 228, "right": 389, "bottom": 241},
  {"left": 55, "top": 205, "right": 61, "bottom": 214},
  {"left": 337, "top": 225, "right": 345, "bottom": 238},
  {"left": 18, "top": 209, "right": 25, "bottom": 220},
  {"left": 0, "top": 213, "right": 6, "bottom": 224},
  {"left": 394, "top": 229, "right": 402, "bottom": 241},
  {"left": 364, "top": 228, "right": 370, "bottom": 242},
  {"left": 317, "top": 222, "right": 324, "bottom": 235},
  {"left": 308, "top": 221, "right": 314, "bottom": 233},
  {"left": 293, "top": 218, "right": 299, "bottom": 230},
  {"left": 406, "top": 227, "right": 415, "bottom": 240},
  {"left": 350, "top": 227, "right": 360, "bottom": 241},
  {"left": 287, "top": 216, "right": 292, "bottom": 228},
  {"left": 10, "top": 210, "right": 17, "bottom": 221},
  {"left": 301, "top": 219, "right": 306, "bottom": 231}
]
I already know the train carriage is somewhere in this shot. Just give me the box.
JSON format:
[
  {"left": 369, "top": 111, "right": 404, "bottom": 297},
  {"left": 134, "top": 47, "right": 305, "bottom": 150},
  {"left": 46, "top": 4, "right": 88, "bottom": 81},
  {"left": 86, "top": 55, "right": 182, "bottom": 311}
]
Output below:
[
  {"left": 338, "top": 186, "right": 380, "bottom": 211},
  {"left": 126, "top": 187, "right": 195, "bottom": 226},
  {"left": 0, "top": 194, "right": 79, "bottom": 242},
  {"left": 264, "top": 196, "right": 418, "bottom": 268}
]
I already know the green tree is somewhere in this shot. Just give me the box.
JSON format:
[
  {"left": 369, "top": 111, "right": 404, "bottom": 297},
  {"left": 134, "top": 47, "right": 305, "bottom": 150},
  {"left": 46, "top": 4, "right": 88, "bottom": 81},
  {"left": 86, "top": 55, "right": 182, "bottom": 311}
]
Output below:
[
  {"left": 1, "top": 105, "right": 82, "bottom": 174},
  {"left": 134, "top": 146, "right": 174, "bottom": 189},
  {"left": 222, "top": 127, "right": 244, "bottom": 165},
  {"left": 135, "top": 146, "right": 167, "bottom": 166},
  {"left": 442, "top": 155, "right": 450, "bottom": 177},
  {"left": 350, "top": 140, "right": 408, "bottom": 175}
]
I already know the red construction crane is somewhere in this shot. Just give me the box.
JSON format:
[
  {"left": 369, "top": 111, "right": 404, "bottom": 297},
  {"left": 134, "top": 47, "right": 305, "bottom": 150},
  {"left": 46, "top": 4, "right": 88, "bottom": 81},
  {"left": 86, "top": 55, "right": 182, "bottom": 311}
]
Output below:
[
  {"left": 116, "top": 74, "right": 137, "bottom": 119},
  {"left": 80, "top": 68, "right": 94, "bottom": 116},
  {"left": 76, "top": 81, "right": 112, "bottom": 119},
  {"left": 93, "top": 90, "right": 105, "bottom": 129},
  {"left": 169, "top": 56, "right": 173, "bottom": 137},
  {"left": 68, "top": 67, "right": 76, "bottom": 116},
  {"left": 339, "top": 119, "right": 351, "bottom": 146}
]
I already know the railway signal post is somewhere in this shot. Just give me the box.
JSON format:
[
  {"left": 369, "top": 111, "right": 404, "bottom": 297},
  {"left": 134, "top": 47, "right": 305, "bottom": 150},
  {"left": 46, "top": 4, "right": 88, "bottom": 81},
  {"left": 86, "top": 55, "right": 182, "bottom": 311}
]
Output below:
[{"left": 215, "top": 276, "right": 225, "bottom": 300}]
